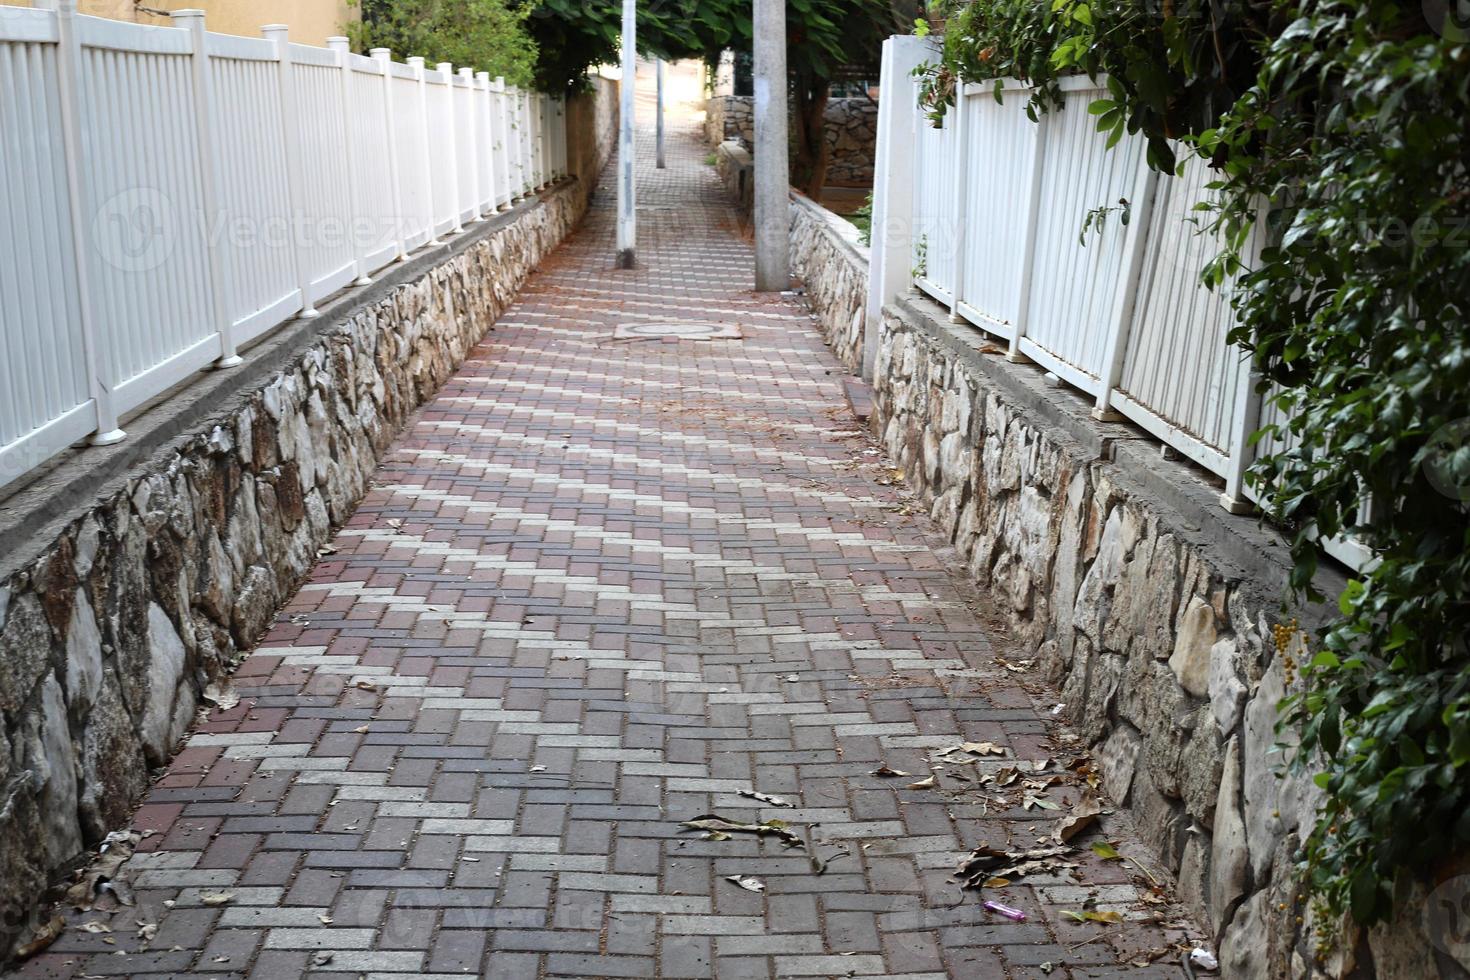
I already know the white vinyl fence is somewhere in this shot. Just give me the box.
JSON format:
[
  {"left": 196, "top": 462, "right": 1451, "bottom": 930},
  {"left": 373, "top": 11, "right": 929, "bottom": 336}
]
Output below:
[
  {"left": 895, "top": 71, "right": 1265, "bottom": 512},
  {"left": 0, "top": 1, "right": 566, "bottom": 490},
  {"left": 871, "top": 42, "right": 1372, "bottom": 569}
]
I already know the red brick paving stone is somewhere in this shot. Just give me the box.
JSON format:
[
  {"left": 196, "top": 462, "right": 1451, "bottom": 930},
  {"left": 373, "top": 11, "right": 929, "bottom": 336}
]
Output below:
[{"left": 15, "top": 66, "right": 1204, "bottom": 979}]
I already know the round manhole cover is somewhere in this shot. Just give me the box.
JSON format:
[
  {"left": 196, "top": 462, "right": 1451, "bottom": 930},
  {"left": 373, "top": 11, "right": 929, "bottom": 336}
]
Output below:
[{"left": 612, "top": 321, "right": 744, "bottom": 340}]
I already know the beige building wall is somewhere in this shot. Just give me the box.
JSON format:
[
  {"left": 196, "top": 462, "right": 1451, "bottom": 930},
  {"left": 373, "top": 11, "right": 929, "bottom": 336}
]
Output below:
[{"left": 0, "top": 0, "right": 357, "bottom": 45}]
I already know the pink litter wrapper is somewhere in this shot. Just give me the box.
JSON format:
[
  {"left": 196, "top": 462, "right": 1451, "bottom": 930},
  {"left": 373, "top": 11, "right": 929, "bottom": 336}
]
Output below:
[{"left": 982, "top": 900, "right": 1027, "bottom": 922}]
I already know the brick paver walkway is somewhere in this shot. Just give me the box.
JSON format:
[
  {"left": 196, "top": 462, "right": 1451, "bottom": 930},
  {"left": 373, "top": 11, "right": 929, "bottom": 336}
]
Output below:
[{"left": 15, "top": 72, "right": 1195, "bottom": 980}]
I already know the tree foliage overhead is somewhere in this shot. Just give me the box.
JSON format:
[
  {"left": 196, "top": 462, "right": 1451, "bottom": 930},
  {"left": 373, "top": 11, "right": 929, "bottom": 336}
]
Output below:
[
  {"left": 526, "top": 0, "right": 907, "bottom": 93},
  {"left": 925, "top": 0, "right": 1470, "bottom": 939},
  {"left": 347, "top": 0, "right": 539, "bottom": 87}
]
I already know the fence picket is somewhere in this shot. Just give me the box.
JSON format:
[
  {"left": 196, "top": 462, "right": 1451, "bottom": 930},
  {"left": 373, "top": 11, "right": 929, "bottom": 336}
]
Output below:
[
  {"left": 38, "top": 0, "right": 123, "bottom": 447},
  {"left": 329, "top": 37, "right": 373, "bottom": 287},
  {"left": 174, "top": 10, "right": 238, "bottom": 367},
  {"left": 262, "top": 25, "right": 316, "bottom": 319}
]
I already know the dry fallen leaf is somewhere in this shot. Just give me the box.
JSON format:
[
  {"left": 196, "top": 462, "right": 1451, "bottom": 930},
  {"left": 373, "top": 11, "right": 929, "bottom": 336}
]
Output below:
[
  {"left": 906, "top": 775, "right": 937, "bottom": 790},
  {"left": 870, "top": 764, "right": 909, "bottom": 778},
  {"left": 15, "top": 917, "right": 65, "bottom": 959},
  {"left": 202, "top": 681, "right": 240, "bottom": 712},
  {"left": 956, "top": 844, "right": 1078, "bottom": 888},
  {"left": 1055, "top": 797, "right": 1102, "bottom": 843},
  {"left": 198, "top": 891, "right": 235, "bottom": 907},
  {"left": 724, "top": 874, "right": 766, "bottom": 893},
  {"left": 681, "top": 815, "right": 803, "bottom": 848},
  {"left": 739, "top": 789, "right": 794, "bottom": 808}
]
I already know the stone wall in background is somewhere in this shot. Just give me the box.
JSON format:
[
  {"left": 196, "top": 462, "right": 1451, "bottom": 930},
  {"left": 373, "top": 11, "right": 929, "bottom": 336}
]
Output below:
[
  {"left": 714, "top": 140, "right": 754, "bottom": 217},
  {"left": 789, "top": 194, "right": 868, "bottom": 373},
  {"left": 867, "top": 295, "right": 1453, "bottom": 980},
  {"left": 566, "top": 75, "right": 620, "bottom": 210},
  {"left": 0, "top": 84, "right": 618, "bottom": 955},
  {"left": 705, "top": 95, "right": 878, "bottom": 187}
]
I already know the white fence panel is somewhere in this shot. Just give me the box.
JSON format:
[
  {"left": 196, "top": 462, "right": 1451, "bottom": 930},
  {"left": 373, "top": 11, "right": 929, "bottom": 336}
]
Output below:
[
  {"left": 425, "top": 67, "right": 457, "bottom": 235},
  {"left": 0, "top": 21, "right": 95, "bottom": 485},
  {"left": 453, "top": 72, "right": 478, "bottom": 224},
  {"left": 0, "top": 7, "right": 565, "bottom": 492},
  {"left": 77, "top": 16, "right": 218, "bottom": 413},
  {"left": 912, "top": 105, "right": 957, "bottom": 305},
  {"left": 952, "top": 81, "right": 1041, "bottom": 339},
  {"left": 491, "top": 80, "right": 512, "bottom": 207},
  {"left": 874, "top": 61, "right": 1370, "bottom": 567},
  {"left": 1017, "top": 79, "right": 1149, "bottom": 393},
  {"left": 208, "top": 42, "right": 299, "bottom": 341},
  {"left": 1113, "top": 149, "right": 1250, "bottom": 474},
  {"left": 525, "top": 90, "right": 537, "bottom": 191},
  {"left": 389, "top": 62, "right": 433, "bottom": 249},
  {"left": 473, "top": 73, "right": 496, "bottom": 212},
  {"left": 347, "top": 56, "right": 398, "bottom": 274},
  {"left": 288, "top": 43, "right": 355, "bottom": 303}
]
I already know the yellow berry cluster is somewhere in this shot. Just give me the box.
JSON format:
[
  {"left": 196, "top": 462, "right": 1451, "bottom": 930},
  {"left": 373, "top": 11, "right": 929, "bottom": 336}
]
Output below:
[{"left": 1274, "top": 618, "right": 1303, "bottom": 685}]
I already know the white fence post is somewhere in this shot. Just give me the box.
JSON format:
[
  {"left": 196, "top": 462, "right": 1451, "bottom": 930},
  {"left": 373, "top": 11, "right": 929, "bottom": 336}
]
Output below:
[
  {"left": 173, "top": 9, "right": 240, "bottom": 367},
  {"left": 556, "top": 95, "right": 568, "bottom": 177},
  {"left": 1221, "top": 366, "right": 1263, "bottom": 513},
  {"left": 1006, "top": 113, "right": 1050, "bottom": 363},
  {"left": 263, "top": 24, "right": 318, "bottom": 318},
  {"left": 1091, "top": 165, "right": 1160, "bottom": 422},
  {"left": 462, "top": 68, "right": 486, "bottom": 219},
  {"left": 408, "top": 56, "right": 442, "bottom": 246},
  {"left": 491, "top": 78, "right": 507, "bottom": 208},
  {"left": 865, "top": 35, "right": 933, "bottom": 381},
  {"left": 475, "top": 72, "right": 494, "bottom": 215},
  {"left": 328, "top": 37, "right": 373, "bottom": 286},
  {"left": 39, "top": 0, "right": 125, "bottom": 443},
  {"left": 510, "top": 85, "right": 526, "bottom": 199},
  {"left": 436, "top": 62, "right": 463, "bottom": 234},
  {"left": 947, "top": 88, "right": 969, "bottom": 324},
  {"left": 370, "top": 48, "right": 409, "bottom": 263},
  {"left": 538, "top": 94, "right": 549, "bottom": 186},
  {"left": 523, "top": 88, "right": 535, "bottom": 194}
]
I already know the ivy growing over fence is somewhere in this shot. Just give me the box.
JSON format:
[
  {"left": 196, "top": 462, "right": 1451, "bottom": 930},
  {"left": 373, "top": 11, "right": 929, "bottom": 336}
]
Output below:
[{"left": 925, "top": 0, "right": 1470, "bottom": 935}]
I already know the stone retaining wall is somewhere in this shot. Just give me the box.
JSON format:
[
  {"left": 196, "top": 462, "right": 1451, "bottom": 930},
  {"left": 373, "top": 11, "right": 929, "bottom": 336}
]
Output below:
[
  {"left": 705, "top": 95, "right": 878, "bottom": 187},
  {"left": 870, "top": 295, "right": 1451, "bottom": 980},
  {"left": 0, "top": 172, "right": 595, "bottom": 954},
  {"left": 782, "top": 194, "right": 1452, "bottom": 976},
  {"left": 789, "top": 193, "right": 868, "bottom": 373}
]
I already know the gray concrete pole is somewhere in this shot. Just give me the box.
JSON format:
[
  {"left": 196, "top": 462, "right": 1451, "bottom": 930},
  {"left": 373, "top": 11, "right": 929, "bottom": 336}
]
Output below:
[
  {"left": 616, "top": 0, "right": 636, "bottom": 268},
  {"left": 752, "top": 0, "right": 789, "bottom": 291},
  {"left": 655, "top": 59, "right": 666, "bottom": 169}
]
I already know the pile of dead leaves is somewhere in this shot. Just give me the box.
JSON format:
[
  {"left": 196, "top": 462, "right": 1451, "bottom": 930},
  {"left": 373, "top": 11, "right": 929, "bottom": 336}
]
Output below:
[
  {"left": 16, "top": 830, "right": 144, "bottom": 959},
  {"left": 955, "top": 843, "right": 1080, "bottom": 889}
]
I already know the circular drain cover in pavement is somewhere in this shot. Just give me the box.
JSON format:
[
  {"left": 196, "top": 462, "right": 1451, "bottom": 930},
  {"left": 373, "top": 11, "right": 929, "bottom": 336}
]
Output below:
[{"left": 612, "top": 321, "right": 744, "bottom": 340}]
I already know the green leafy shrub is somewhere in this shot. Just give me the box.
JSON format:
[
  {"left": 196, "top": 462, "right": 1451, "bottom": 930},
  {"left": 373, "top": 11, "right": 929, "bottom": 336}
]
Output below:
[
  {"left": 1202, "top": 0, "right": 1470, "bottom": 926},
  {"left": 927, "top": 0, "right": 1470, "bottom": 934},
  {"left": 348, "top": 0, "right": 538, "bottom": 88}
]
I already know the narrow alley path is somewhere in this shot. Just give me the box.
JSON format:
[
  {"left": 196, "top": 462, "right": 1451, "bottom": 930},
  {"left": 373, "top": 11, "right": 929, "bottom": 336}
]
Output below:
[{"left": 14, "top": 72, "right": 1194, "bottom": 980}]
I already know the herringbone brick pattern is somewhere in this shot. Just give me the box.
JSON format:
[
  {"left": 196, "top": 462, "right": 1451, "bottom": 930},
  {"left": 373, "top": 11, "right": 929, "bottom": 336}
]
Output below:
[{"left": 12, "top": 73, "right": 1195, "bottom": 980}]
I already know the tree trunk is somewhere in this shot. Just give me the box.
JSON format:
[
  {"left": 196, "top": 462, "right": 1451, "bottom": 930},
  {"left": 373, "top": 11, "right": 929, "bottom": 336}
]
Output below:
[{"left": 792, "top": 73, "right": 831, "bottom": 200}]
